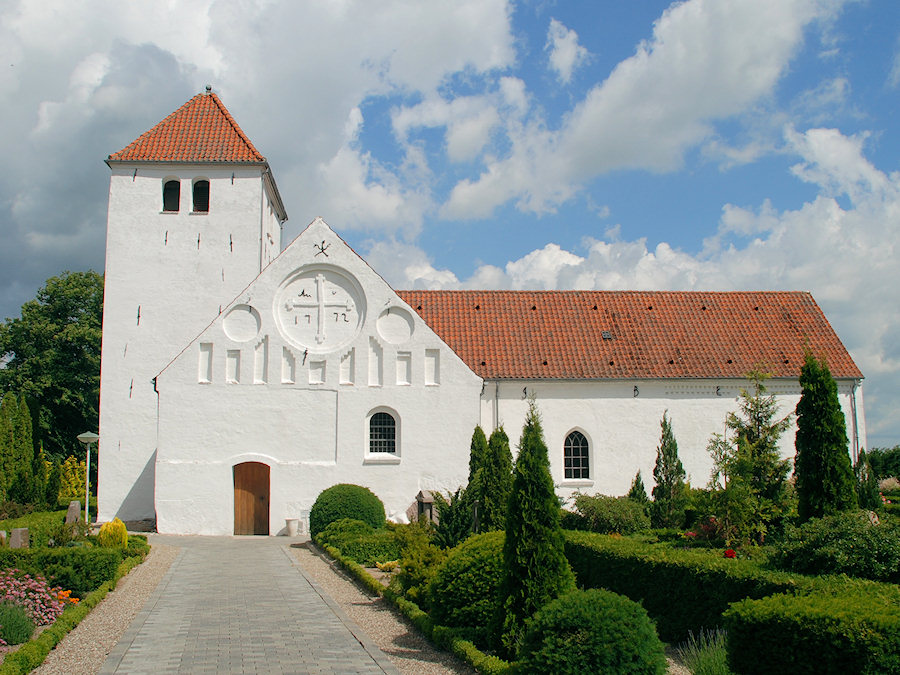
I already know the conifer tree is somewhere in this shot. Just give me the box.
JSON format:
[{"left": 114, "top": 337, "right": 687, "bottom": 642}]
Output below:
[
  {"left": 855, "top": 449, "right": 881, "bottom": 511},
  {"left": 708, "top": 369, "right": 792, "bottom": 544},
  {"left": 468, "top": 426, "right": 488, "bottom": 484},
  {"left": 795, "top": 352, "right": 857, "bottom": 521},
  {"left": 651, "top": 412, "right": 687, "bottom": 528},
  {"left": 0, "top": 392, "right": 18, "bottom": 501},
  {"left": 8, "top": 395, "right": 35, "bottom": 504},
  {"left": 479, "top": 427, "right": 513, "bottom": 531},
  {"left": 495, "top": 399, "right": 575, "bottom": 657},
  {"left": 628, "top": 470, "right": 650, "bottom": 508}
]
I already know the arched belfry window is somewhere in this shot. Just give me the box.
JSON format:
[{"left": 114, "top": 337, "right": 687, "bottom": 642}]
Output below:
[
  {"left": 369, "top": 411, "right": 396, "bottom": 454},
  {"left": 564, "top": 430, "right": 590, "bottom": 479},
  {"left": 163, "top": 180, "right": 180, "bottom": 212},
  {"left": 192, "top": 179, "right": 210, "bottom": 213}
]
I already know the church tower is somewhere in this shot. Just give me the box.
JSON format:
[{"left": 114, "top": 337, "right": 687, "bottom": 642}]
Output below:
[{"left": 98, "top": 88, "right": 287, "bottom": 524}]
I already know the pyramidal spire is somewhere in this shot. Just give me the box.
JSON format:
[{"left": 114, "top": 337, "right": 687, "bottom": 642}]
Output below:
[{"left": 108, "top": 89, "right": 266, "bottom": 163}]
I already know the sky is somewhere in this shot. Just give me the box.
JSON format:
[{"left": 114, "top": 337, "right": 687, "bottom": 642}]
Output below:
[{"left": 1, "top": 0, "right": 898, "bottom": 447}]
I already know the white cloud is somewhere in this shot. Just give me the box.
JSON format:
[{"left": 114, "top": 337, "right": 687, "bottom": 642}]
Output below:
[
  {"left": 444, "top": 0, "right": 844, "bottom": 217},
  {"left": 546, "top": 18, "right": 589, "bottom": 84}
]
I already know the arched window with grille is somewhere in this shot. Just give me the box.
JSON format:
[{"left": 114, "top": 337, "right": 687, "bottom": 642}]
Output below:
[
  {"left": 564, "top": 430, "right": 590, "bottom": 479},
  {"left": 369, "top": 411, "right": 396, "bottom": 454},
  {"left": 163, "top": 179, "right": 180, "bottom": 212},
  {"left": 192, "top": 179, "right": 210, "bottom": 212}
]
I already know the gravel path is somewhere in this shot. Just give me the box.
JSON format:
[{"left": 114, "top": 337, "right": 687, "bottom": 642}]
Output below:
[{"left": 291, "top": 542, "right": 476, "bottom": 675}]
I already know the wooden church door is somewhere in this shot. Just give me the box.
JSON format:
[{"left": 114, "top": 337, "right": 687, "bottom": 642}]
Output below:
[{"left": 233, "top": 462, "right": 270, "bottom": 535}]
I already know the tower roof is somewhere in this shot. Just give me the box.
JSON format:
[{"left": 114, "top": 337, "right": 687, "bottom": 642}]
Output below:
[{"left": 108, "top": 88, "right": 266, "bottom": 164}]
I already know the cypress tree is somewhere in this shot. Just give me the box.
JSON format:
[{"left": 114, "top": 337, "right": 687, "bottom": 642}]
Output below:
[
  {"left": 0, "top": 393, "right": 18, "bottom": 501},
  {"left": 855, "top": 449, "right": 881, "bottom": 511},
  {"left": 495, "top": 399, "right": 575, "bottom": 657},
  {"left": 468, "top": 426, "right": 488, "bottom": 484},
  {"left": 479, "top": 427, "right": 513, "bottom": 531},
  {"left": 13, "top": 395, "right": 35, "bottom": 503},
  {"left": 650, "top": 412, "right": 686, "bottom": 528},
  {"left": 795, "top": 352, "right": 857, "bottom": 521}
]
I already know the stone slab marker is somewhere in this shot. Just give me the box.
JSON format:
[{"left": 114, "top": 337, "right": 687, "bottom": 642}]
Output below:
[
  {"left": 66, "top": 500, "right": 82, "bottom": 524},
  {"left": 10, "top": 527, "right": 29, "bottom": 549}
]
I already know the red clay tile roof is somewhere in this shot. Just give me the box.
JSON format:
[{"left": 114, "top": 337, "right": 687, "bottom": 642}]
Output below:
[
  {"left": 108, "top": 90, "right": 265, "bottom": 163},
  {"left": 397, "top": 290, "right": 862, "bottom": 381}
]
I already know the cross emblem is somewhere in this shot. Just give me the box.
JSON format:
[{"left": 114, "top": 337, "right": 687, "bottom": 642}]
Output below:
[{"left": 284, "top": 273, "right": 355, "bottom": 344}]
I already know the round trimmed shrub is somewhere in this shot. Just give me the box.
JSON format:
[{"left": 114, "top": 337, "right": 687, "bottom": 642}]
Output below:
[
  {"left": 519, "top": 588, "right": 667, "bottom": 674},
  {"left": 0, "top": 602, "right": 35, "bottom": 645},
  {"left": 309, "top": 484, "right": 385, "bottom": 537},
  {"left": 429, "top": 531, "right": 504, "bottom": 635},
  {"left": 98, "top": 517, "right": 129, "bottom": 548}
]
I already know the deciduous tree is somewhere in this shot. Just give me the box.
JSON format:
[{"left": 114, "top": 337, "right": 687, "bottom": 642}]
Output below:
[{"left": 0, "top": 271, "right": 103, "bottom": 460}]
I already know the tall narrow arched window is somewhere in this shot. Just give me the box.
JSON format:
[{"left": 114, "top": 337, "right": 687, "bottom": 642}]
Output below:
[
  {"left": 192, "top": 179, "right": 210, "bottom": 212},
  {"left": 564, "top": 430, "right": 590, "bottom": 479},
  {"left": 369, "top": 411, "right": 396, "bottom": 454},
  {"left": 163, "top": 180, "right": 180, "bottom": 212}
]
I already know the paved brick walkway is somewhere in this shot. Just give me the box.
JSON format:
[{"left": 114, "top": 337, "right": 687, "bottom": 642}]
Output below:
[{"left": 100, "top": 536, "right": 399, "bottom": 674}]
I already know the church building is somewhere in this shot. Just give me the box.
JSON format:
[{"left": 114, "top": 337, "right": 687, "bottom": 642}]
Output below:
[{"left": 97, "top": 90, "right": 865, "bottom": 535}]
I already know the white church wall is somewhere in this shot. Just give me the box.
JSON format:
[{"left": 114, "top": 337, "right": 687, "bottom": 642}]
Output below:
[
  {"left": 481, "top": 377, "right": 865, "bottom": 505},
  {"left": 154, "top": 219, "right": 482, "bottom": 534},
  {"left": 99, "top": 164, "right": 279, "bottom": 524}
]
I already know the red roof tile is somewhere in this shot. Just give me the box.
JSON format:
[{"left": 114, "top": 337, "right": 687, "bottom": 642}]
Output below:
[
  {"left": 397, "top": 290, "right": 862, "bottom": 381},
  {"left": 108, "top": 90, "right": 265, "bottom": 163}
]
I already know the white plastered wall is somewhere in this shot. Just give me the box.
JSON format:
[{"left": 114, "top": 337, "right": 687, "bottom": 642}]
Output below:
[
  {"left": 98, "top": 164, "right": 281, "bottom": 523},
  {"left": 154, "top": 218, "right": 482, "bottom": 535},
  {"left": 480, "top": 377, "right": 866, "bottom": 504}
]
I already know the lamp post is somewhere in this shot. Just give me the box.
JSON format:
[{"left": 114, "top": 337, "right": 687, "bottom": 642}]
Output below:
[{"left": 77, "top": 432, "right": 99, "bottom": 524}]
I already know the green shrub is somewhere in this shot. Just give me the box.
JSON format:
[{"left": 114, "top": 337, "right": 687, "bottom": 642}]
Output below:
[
  {"left": 558, "top": 508, "right": 586, "bottom": 531},
  {"left": 391, "top": 522, "right": 447, "bottom": 611},
  {"left": 430, "top": 531, "right": 504, "bottom": 640},
  {"left": 432, "top": 489, "right": 473, "bottom": 548},
  {"left": 0, "top": 548, "right": 123, "bottom": 597},
  {"left": 97, "top": 518, "right": 128, "bottom": 548},
  {"left": 518, "top": 588, "right": 667, "bottom": 674},
  {"left": 572, "top": 493, "right": 651, "bottom": 534},
  {"left": 724, "top": 581, "right": 900, "bottom": 675},
  {"left": 0, "top": 602, "right": 35, "bottom": 645},
  {"left": 308, "top": 484, "right": 385, "bottom": 537},
  {"left": 314, "top": 518, "right": 399, "bottom": 566},
  {"left": 773, "top": 511, "right": 900, "bottom": 582},
  {"left": 563, "top": 530, "right": 803, "bottom": 642}
]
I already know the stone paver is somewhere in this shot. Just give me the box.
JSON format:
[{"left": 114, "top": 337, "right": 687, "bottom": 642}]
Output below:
[{"left": 101, "top": 536, "right": 399, "bottom": 675}]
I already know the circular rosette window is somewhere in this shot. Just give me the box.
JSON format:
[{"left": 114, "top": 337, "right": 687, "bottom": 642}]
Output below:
[{"left": 275, "top": 266, "right": 366, "bottom": 353}]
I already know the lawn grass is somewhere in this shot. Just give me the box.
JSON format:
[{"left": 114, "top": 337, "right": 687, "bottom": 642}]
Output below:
[{"left": 0, "top": 510, "right": 67, "bottom": 535}]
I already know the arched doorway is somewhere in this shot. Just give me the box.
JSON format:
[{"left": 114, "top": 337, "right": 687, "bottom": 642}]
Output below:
[{"left": 233, "top": 462, "right": 270, "bottom": 535}]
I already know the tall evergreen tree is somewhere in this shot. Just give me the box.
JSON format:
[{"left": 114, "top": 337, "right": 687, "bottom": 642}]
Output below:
[
  {"left": 8, "top": 394, "right": 35, "bottom": 504},
  {"left": 479, "top": 427, "right": 513, "bottom": 531},
  {"left": 0, "top": 392, "right": 18, "bottom": 501},
  {"left": 495, "top": 399, "right": 575, "bottom": 657},
  {"left": 795, "top": 352, "right": 857, "bottom": 521},
  {"left": 855, "top": 449, "right": 881, "bottom": 511},
  {"left": 468, "top": 426, "right": 488, "bottom": 484},
  {"left": 708, "top": 369, "right": 792, "bottom": 544},
  {"left": 650, "top": 412, "right": 687, "bottom": 528}
]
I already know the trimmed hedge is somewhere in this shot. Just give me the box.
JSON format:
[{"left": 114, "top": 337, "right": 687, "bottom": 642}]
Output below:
[
  {"left": 314, "top": 518, "right": 400, "bottom": 566},
  {"left": 309, "top": 484, "right": 385, "bottom": 537},
  {"left": 563, "top": 530, "right": 804, "bottom": 641},
  {"left": 0, "top": 548, "right": 124, "bottom": 597},
  {"left": 724, "top": 581, "right": 900, "bottom": 675}
]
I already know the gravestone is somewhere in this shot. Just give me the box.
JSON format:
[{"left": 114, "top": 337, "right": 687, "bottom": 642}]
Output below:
[
  {"left": 10, "top": 527, "right": 29, "bottom": 549},
  {"left": 66, "top": 500, "right": 82, "bottom": 524}
]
